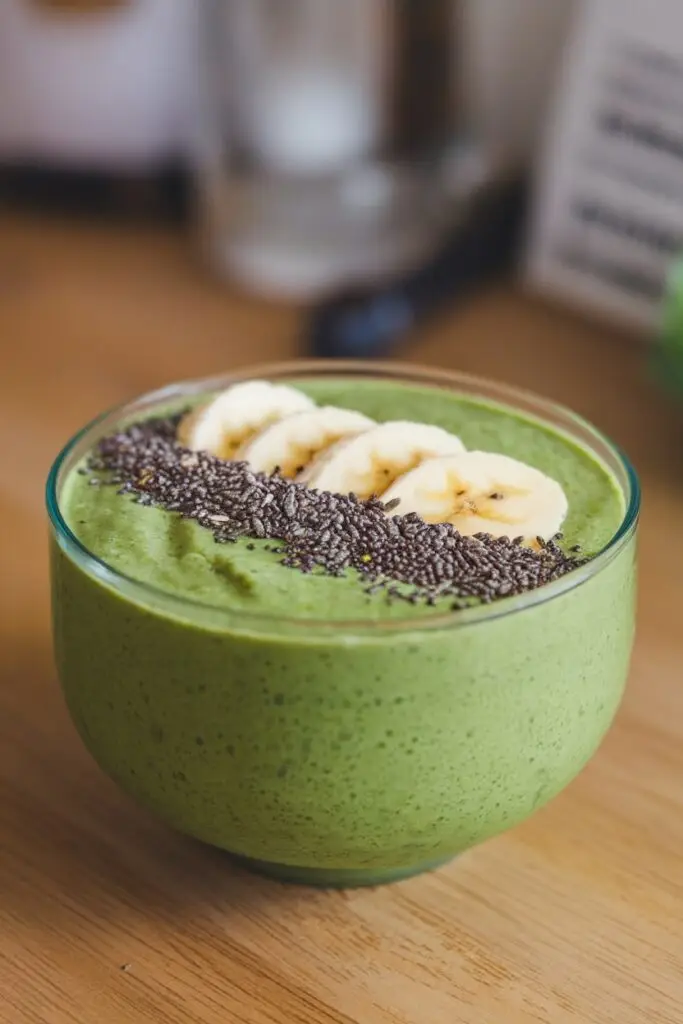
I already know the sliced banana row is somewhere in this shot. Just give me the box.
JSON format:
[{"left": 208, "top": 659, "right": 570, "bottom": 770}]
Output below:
[{"left": 178, "top": 381, "right": 567, "bottom": 540}]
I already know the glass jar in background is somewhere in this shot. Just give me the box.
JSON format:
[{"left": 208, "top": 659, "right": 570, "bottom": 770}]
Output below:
[{"left": 192, "top": 0, "right": 486, "bottom": 299}]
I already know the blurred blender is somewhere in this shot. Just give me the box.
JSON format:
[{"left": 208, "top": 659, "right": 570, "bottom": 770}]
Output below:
[{"left": 192, "top": 0, "right": 487, "bottom": 301}]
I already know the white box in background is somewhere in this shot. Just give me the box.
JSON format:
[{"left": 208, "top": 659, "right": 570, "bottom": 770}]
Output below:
[
  {"left": 525, "top": 0, "right": 683, "bottom": 335},
  {"left": 0, "top": 0, "right": 197, "bottom": 170}
]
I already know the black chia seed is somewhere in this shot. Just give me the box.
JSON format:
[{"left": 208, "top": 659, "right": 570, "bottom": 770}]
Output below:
[{"left": 86, "top": 416, "right": 589, "bottom": 608}]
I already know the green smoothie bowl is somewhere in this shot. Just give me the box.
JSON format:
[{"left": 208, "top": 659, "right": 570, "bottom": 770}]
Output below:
[{"left": 47, "top": 362, "right": 639, "bottom": 887}]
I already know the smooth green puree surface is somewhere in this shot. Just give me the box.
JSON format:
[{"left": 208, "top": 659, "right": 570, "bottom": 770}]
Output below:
[{"left": 62, "top": 379, "right": 625, "bottom": 622}]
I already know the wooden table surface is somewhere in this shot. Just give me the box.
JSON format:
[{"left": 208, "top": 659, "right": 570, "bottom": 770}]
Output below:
[{"left": 1, "top": 214, "right": 681, "bottom": 1024}]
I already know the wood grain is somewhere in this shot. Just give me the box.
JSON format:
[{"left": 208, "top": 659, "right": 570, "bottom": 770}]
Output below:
[{"left": 0, "top": 213, "right": 681, "bottom": 1024}]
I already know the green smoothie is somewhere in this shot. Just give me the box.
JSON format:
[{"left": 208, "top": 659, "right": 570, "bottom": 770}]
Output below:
[{"left": 49, "top": 365, "right": 638, "bottom": 886}]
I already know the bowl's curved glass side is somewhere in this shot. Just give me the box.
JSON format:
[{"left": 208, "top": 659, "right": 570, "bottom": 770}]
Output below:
[{"left": 48, "top": 361, "right": 639, "bottom": 886}]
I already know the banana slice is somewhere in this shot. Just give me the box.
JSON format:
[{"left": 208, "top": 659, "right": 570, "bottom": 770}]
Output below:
[
  {"left": 237, "top": 406, "right": 375, "bottom": 478},
  {"left": 177, "top": 381, "right": 314, "bottom": 460},
  {"left": 300, "top": 421, "right": 466, "bottom": 500},
  {"left": 382, "top": 450, "right": 568, "bottom": 540}
]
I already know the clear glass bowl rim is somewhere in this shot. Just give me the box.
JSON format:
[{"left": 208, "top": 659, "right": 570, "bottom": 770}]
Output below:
[{"left": 46, "top": 360, "right": 640, "bottom": 637}]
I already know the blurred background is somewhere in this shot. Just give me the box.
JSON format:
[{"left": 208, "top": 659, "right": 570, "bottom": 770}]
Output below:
[
  {"left": 2, "top": 5, "right": 683, "bottom": 1017},
  {"left": 2, "top": 3, "right": 683, "bottom": 704}
]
